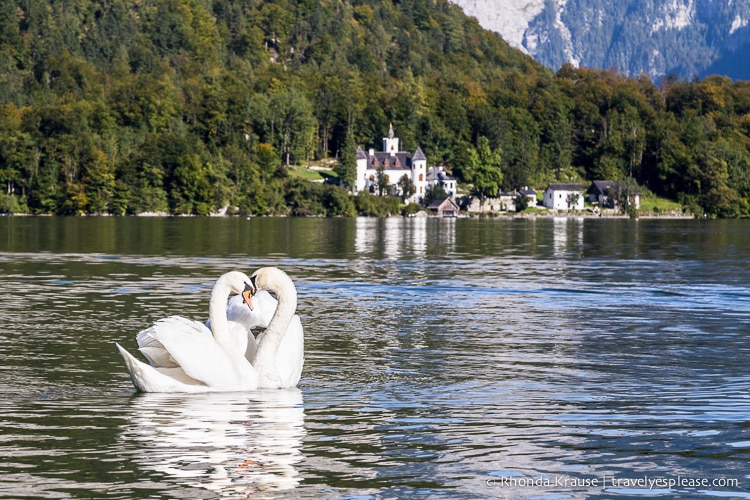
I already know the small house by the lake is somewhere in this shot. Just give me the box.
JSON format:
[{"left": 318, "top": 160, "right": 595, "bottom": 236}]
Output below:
[
  {"left": 543, "top": 183, "right": 585, "bottom": 211},
  {"left": 588, "top": 180, "right": 617, "bottom": 206},
  {"left": 427, "top": 197, "right": 460, "bottom": 217},
  {"left": 519, "top": 187, "right": 537, "bottom": 206},
  {"left": 588, "top": 180, "right": 641, "bottom": 210}
]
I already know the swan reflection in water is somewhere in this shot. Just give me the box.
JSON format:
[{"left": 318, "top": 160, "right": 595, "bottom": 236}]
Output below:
[{"left": 121, "top": 389, "right": 305, "bottom": 496}]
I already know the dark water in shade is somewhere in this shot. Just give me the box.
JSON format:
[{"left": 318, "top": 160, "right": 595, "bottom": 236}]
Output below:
[{"left": 0, "top": 216, "right": 749, "bottom": 499}]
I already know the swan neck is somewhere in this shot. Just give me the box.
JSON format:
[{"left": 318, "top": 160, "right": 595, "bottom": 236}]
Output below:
[
  {"left": 208, "top": 276, "right": 249, "bottom": 366},
  {"left": 260, "top": 276, "right": 297, "bottom": 353},
  {"left": 208, "top": 278, "right": 230, "bottom": 338}
]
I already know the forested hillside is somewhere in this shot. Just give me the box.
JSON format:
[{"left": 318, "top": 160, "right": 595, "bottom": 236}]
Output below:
[{"left": 0, "top": 0, "right": 749, "bottom": 217}]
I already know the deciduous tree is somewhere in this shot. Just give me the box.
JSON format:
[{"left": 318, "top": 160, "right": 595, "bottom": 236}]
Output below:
[{"left": 466, "top": 136, "right": 503, "bottom": 211}]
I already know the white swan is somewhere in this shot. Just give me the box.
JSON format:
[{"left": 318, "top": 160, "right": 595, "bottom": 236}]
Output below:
[
  {"left": 116, "top": 271, "right": 259, "bottom": 392},
  {"left": 245, "top": 267, "right": 304, "bottom": 389}
]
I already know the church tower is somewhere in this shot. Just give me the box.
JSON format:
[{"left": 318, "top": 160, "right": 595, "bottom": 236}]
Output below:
[{"left": 383, "top": 123, "right": 399, "bottom": 156}]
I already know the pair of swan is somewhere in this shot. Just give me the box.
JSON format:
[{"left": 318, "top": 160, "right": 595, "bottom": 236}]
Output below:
[{"left": 116, "top": 267, "right": 303, "bottom": 392}]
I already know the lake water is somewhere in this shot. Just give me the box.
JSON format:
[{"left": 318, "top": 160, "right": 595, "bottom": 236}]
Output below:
[{"left": 0, "top": 216, "right": 749, "bottom": 499}]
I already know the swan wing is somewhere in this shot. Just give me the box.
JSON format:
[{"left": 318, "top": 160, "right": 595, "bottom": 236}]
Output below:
[
  {"left": 138, "top": 346, "right": 176, "bottom": 368},
  {"left": 139, "top": 317, "right": 250, "bottom": 369},
  {"left": 135, "top": 325, "right": 178, "bottom": 368},
  {"left": 148, "top": 316, "right": 245, "bottom": 389}
]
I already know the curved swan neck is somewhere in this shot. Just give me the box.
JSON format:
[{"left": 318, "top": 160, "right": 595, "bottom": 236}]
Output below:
[
  {"left": 257, "top": 268, "right": 297, "bottom": 354},
  {"left": 208, "top": 277, "right": 230, "bottom": 336},
  {"left": 208, "top": 274, "right": 251, "bottom": 367}
]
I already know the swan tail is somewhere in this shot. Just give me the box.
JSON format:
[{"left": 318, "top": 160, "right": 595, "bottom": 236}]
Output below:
[
  {"left": 116, "top": 343, "right": 206, "bottom": 393},
  {"left": 116, "top": 342, "right": 153, "bottom": 392}
]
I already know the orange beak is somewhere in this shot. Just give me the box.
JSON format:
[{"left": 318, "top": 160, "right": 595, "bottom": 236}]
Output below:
[{"left": 242, "top": 287, "right": 254, "bottom": 311}]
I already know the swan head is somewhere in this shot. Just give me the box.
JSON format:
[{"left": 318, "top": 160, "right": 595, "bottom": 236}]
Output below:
[
  {"left": 243, "top": 267, "right": 296, "bottom": 310},
  {"left": 242, "top": 281, "right": 256, "bottom": 311},
  {"left": 213, "top": 271, "right": 255, "bottom": 309}
]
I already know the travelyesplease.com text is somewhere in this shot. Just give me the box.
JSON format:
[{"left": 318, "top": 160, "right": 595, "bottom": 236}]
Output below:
[{"left": 485, "top": 474, "right": 739, "bottom": 490}]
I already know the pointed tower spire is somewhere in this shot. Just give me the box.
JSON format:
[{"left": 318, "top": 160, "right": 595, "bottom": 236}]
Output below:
[{"left": 383, "top": 124, "right": 399, "bottom": 156}]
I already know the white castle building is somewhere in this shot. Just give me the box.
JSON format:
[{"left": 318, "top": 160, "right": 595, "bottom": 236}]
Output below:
[{"left": 354, "top": 125, "right": 427, "bottom": 204}]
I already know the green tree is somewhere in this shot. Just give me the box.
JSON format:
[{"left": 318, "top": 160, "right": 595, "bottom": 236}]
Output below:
[
  {"left": 254, "top": 143, "right": 283, "bottom": 182},
  {"left": 514, "top": 192, "right": 529, "bottom": 212},
  {"left": 322, "top": 184, "right": 356, "bottom": 216},
  {"left": 609, "top": 177, "right": 640, "bottom": 215},
  {"left": 0, "top": 104, "right": 26, "bottom": 197},
  {"left": 397, "top": 174, "right": 415, "bottom": 203},
  {"left": 376, "top": 166, "right": 387, "bottom": 196},
  {"left": 270, "top": 89, "right": 317, "bottom": 166},
  {"left": 355, "top": 191, "right": 401, "bottom": 216},
  {"left": 336, "top": 128, "right": 357, "bottom": 188},
  {"left": 424, "top": 182, "right": 448, "bottom": 206},
  {"left": 466, "top": 136, "right": 503, "bottom": 210},
  {"left": 170, "top": 153, "right": 213, "bottom": 214},
  {"left": 697, "top": 142, "right": 739, "bottom": 218},
  {"left": 83, "top": 147, "right": 115, "bottom": 214}
]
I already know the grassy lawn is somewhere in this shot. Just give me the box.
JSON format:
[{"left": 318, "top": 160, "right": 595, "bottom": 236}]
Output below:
[
  {"left": 287, "top": 163, "right": 340, "bottom": 183},
  {"left": 639, "top": 193, "right": 685, "bottom": 215}
]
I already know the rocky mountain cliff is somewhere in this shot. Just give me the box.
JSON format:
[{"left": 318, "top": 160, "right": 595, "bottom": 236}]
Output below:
[{"left": 452, "top": 0, "right": 750, "bottom": 81}]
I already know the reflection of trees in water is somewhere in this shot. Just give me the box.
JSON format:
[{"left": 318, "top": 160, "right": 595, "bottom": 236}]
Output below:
[{"left": 120, "top": 389, "right": 305, "bottom": 496}]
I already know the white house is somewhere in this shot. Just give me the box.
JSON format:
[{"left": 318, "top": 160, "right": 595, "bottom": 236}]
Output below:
[
  {"left": 354, "top": 125, "right": 427, "bottom": 204},
  {"left": 543, "top": 183, "right": 585, "bottom": 211},
  {"left": 426, "top": 166, "right": 457, "bottom": 197}
]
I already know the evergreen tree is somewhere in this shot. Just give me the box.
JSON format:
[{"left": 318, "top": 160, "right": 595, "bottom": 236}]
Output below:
[{"left": 336, "top": 128, "right": 357, "bottom": 188}]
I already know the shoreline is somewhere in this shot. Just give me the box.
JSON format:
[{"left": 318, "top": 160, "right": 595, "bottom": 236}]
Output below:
[{"left": 1, "top": 211, "right": 698, "bottom": 219}]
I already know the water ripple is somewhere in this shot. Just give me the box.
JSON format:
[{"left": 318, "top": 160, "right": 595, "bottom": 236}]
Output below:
[{"left": 1, "top": 218, "right": 750, "bottom": 499}]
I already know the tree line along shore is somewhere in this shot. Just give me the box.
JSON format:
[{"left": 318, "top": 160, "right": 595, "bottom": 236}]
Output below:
[{"left": 0, "top": 0, "right": 748, "bottom": 218}]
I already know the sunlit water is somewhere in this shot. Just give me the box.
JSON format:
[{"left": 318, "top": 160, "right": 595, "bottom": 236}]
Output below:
[{"left": 0, "top": 216, "right": 749, "bottom": 499}]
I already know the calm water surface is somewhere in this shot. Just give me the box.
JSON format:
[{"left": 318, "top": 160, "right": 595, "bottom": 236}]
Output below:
[{"left": 0, "top": 216, "right": 749, "bottom": 499}]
